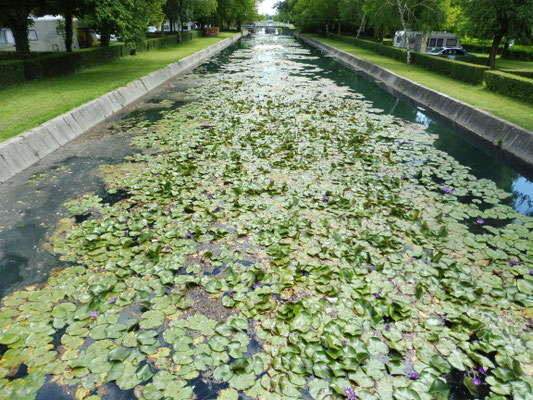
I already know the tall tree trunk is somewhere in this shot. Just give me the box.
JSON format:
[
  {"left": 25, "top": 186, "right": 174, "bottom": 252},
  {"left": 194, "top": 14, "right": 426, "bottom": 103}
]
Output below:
[
  {"left": 356, "top": 14, "right": 366, "bottom": 39},
  {"left": 325, "top": 23, "right": 329, "bottom": 37},
  {"left": 100, "top": 28, "right": 110, "bottom": 47},
  {"left": 177, "top": 15, "right": 182, "bottom": 42},
  {"left": 8, "top": 19, "right": 31, "bottom": 59},
  {"left": 338, "top": 21, "right": 341, "bottom": 36},
  {"left": 488, "top": 33, "right": 503, "bottom": 69},
  {"left": 395, "top": 0, "right": 410, "bottom": 64},
  {"left": 161, "top": 22, "right": 165, "bottom": 37},
  {"left": 502, "top": 39, "right": 510, "bottom": 59},
  {"left": 65, "top": 12, "right": 73, "bottom": 52}
]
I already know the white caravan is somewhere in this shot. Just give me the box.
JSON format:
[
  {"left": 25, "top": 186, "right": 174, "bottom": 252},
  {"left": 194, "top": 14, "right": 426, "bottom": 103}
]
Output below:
[
  {"left": 393, "top": 30, "right": 460, "bottom": 53},
  {"left": 0, "top": 15, "right": 80, "bottom": 52}
]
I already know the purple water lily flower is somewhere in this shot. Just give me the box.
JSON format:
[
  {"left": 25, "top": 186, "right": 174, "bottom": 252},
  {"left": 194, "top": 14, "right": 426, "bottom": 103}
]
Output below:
[
  {"left": 473, "top": 378, "right": 481, "bottom": 386},
  {"left": 509, "top": 259, "right": 517, "bottom": 265},
  {"left": 385, "top": 324, "right": 391, "bottom": 331},
  {"left": 90, "top": 311, "right": 99, "bottom": 318},
  {"left": 187, "top": 232, "right": 192, "bottom": 238},
  {"left": 228, "top": 291, "right": 234, "bottom": 297},
  {"left": 401, "top": 175, "right": 406, "bottom": 180},
  {"left": 167, "top": 206, "right": 171, "bottom": 210},
  {"left": 208, "top": 193, "right": 213, "bottom": 199},
  {"left": 427, "top": 249, "right": 432, "bottom": 254},
  {"left": 530, "top": 270, "right": 533, "bottom": 275},
  {"left": 375, "top": 293, "right": 381, "bottom": 298},
  {"left": 155, "top": 174, "right": 160, "bottom": 177},
  {"left": 410, "top": 371, "right": 419, "bottom": 379},
  {"left": 344, "top": 387, "right": 357, "bottom": 400},
  {"left": 165, "top": 288, "right": 172, "bottom": 295},
  {"left": 479, "top": 367, "right": 487, "bottom": 374},
  {"left": 440, "top": 182, "right": 446, "bottom": 186},
  {"left": 477, "top": 218, "right": 485, "bottom": 224},
  {"left": 109, "top": 297, "right": 116, "bottom": 303}
]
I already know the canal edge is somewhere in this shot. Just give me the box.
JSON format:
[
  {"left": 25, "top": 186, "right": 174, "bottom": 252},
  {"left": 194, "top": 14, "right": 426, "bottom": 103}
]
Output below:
[
  {"left": 298, "top": 34, "right": 533, "bottom": 171},
  {"left": 0, "top": 32, "right": 247, "bottom": 185}
]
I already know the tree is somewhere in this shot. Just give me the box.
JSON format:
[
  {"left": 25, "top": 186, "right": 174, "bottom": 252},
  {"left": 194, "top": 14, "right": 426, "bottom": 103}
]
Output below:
[
  {"left": 35, "top": 0, "right": 86, "bottom": 52},
  {"left": 83, "top": 0, "right": 164, "bottom": 47},
  {"left": 0, "top": 0, "right": 39, "bottom": 58},
  {"left": 460, "top": 0, "right": 533, "bottom": 68}
]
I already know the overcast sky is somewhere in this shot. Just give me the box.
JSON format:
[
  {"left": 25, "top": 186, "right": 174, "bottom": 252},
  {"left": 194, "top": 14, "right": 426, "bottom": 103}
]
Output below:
[{"left": 258, "top": 0, "right": 277, "bottom": 15}]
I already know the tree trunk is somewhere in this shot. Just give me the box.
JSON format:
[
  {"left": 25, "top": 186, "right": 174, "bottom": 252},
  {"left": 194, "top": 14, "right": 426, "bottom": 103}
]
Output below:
[
  {"left": 502, "top": 39, "right": 510, "bottom": 59},
  {"left": 65, "top": 12, "right": 73, "bottom": 52},
  {"left": 8, "top": 19, "right": 31, "bottom": 59},
  {"left": 325, "top": 23, "right": 329, "bottom": 37},
  {"left": 356, "top": 14, "right": 366, "bottom": 39},
  {"left": 161, "top": 22, "right": 165, "bottom": 37},
  {"left": 395, "top": 0, "right": 410, "bottom": 64},
  {"left": 100, "top": 28, "right": 110, "bottom": 47},
  {"left": 177, "top": 15, "right": 182, "bottom": 43},
  {"left": 338, "top": 21, "right": 341, "bottom": 36},
  {"left": 487, "top": 33, "right": 503, "bottom": 69}
]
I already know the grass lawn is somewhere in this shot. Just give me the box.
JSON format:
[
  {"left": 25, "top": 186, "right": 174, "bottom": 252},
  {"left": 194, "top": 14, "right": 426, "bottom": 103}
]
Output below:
[
  {"left": 0, "top": 32, "right": 237, "bottom": 143},
  {"left": 310, "top": 35, "right": 533, "bottom": 132}
]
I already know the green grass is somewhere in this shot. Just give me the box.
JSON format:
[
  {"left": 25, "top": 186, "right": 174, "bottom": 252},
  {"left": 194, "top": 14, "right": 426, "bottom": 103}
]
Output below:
[
  {"left": 0, "top": 32, "right": 237, "bottom": 142},
  {"left": 310, "top": 35, "right": 533, "bottom": 132}
]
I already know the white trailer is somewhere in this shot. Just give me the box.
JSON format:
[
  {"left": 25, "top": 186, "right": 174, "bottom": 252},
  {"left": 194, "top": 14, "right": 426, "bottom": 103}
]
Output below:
[
  {"left": 0, "top": 15, "right": 80, "bottom": 53},
  {"left": 393, "top": 30, "right": 460, "bottom": 53}
]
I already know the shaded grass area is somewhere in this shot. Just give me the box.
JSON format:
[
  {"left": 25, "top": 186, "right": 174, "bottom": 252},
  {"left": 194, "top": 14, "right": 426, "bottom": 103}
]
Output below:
[
  {"left": 0, "top": 33, "right": 236, "bottom": 142},
  {"left": 310, "top": 35, "right": 533, "bottom": 132}
]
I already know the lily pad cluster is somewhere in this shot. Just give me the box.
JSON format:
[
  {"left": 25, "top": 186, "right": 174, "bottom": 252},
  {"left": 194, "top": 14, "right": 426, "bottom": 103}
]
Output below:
[{"left": 0, "top": 35, "right": 532, "bottom": 400}]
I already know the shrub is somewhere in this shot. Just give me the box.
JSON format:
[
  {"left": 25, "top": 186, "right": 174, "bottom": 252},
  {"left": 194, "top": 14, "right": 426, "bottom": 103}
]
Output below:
[
  {"left": 327, "top": 34, "right": 488, "bottom": 85},
  {"left": 501, "top": 69, "right": 533, "bottom": 79},
  {"left": 0, "top": 60, "right": 25, "bottom": 89},
  {"left": 454, "top": 55, "right": 489, "bottom": 66},
  {"left": 484, "top": 71, "right": 533, "bottom": 104},
  {"left": 411, "top": 53, "right": 489, "bottom": 84},
  {"left": 0, "top": 31, "right": 202, "bottom": 89}
]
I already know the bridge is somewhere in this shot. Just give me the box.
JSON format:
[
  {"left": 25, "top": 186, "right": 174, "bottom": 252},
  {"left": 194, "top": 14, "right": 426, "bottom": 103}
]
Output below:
[{"left": 242, "top": 22, "right": 295, "bottom": 34}]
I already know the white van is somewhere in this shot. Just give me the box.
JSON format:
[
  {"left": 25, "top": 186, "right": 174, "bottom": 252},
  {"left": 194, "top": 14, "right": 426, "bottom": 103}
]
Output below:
[
  {"left": 0, "top": 15, "right": 80, "bottom": 53},
  {"left": 394, "top": 30, "right": 460, "bottom": 53}
]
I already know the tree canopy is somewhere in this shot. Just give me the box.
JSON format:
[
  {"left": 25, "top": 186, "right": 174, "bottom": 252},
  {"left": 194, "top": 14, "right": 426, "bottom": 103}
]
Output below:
[
  {"left": 276, "top": 0, "right": 533, "bottom": 67},
  {"left": 1, "top": 0, "right": 257, "bottom": 57}
]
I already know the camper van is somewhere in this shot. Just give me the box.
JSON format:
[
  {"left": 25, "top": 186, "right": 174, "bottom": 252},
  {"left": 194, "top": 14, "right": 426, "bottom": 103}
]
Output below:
[
  {"left": 0, "top": 15, "right": 81, "bottom": 52},
  {"left": 393, "top": 30, "right": 460, "bottom": 53}
]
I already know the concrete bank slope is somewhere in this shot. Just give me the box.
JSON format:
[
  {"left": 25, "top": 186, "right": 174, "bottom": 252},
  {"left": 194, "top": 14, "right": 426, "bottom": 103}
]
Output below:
[
  {"left": 299, "top": 34, "right": 533, "bottom": 169},
  {"left": 0, "top": 32, "right": 245, "bottom": 184}
]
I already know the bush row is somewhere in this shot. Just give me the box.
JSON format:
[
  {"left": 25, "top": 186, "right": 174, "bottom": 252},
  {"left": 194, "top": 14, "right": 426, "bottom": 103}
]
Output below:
[
  {"left": 462, "top": 43, "right": 533, "bottom": 61},
  {"left": 0, "top": 31, "right": 201, "bottom": 89},
  {"left": 501, "top": 69, "right": 533, "bottom": 80},
  {"left": 485, "top": 71, "right": 533, "bottom": 104},
  {"left": 327, "top": 34, "right": 533, "bottom": 103},
  {"left": 328, "top": 34, "right": 488, "bottom": 85}
]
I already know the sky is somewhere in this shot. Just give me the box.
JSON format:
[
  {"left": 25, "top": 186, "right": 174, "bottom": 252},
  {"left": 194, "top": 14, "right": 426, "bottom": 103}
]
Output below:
[{"left": 258, "top": 0, "right": 277, "bottom": 15}]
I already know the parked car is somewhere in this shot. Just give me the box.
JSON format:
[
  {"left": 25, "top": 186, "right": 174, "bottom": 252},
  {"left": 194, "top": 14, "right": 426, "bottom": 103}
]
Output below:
[{"left": 425, "top": 47, "right": 476, "bottom": 59}]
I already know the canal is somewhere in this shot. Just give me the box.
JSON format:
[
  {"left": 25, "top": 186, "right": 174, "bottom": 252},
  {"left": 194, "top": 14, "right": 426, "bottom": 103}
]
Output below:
[{"left": 0, "top": 33, "right": 531, "bottom": 399}]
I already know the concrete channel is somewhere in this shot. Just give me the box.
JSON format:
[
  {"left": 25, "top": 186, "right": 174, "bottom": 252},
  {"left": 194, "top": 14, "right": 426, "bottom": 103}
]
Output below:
[
  {"left": 0, "top": 32, "right": 246, "bottom": 184},
  {"left": 298, "top": 34, "right": 533, "bottom": 173}
]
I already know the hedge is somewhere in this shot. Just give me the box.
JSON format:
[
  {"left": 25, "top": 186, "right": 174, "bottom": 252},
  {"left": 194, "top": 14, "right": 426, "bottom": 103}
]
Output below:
[
  {"left": 327, "top": 34, "right": 489, "bottom": 85},
  {"left": 0, "top": 31, "right": 200, "bottom": 89},
  {"left": 0, "top": 60, "right": 25, "bottom": 88},
  {"left": 501, "top": 69, "right": 533, "bottom": 80},
  {"left": 484, "top": 71, "right": 533, "bottom": 104},
  {"left": 462, "top": 43, "right": 533, "bottom": 61}
]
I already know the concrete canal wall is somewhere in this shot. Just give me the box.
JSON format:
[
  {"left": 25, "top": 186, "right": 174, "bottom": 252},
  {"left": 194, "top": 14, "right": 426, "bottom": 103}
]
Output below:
[
  {"left": 0, "top": 32, "right": 245, "bottom": 184},
  {"left": 299, "top": 34, "right": 533, "bottom": 171}
]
